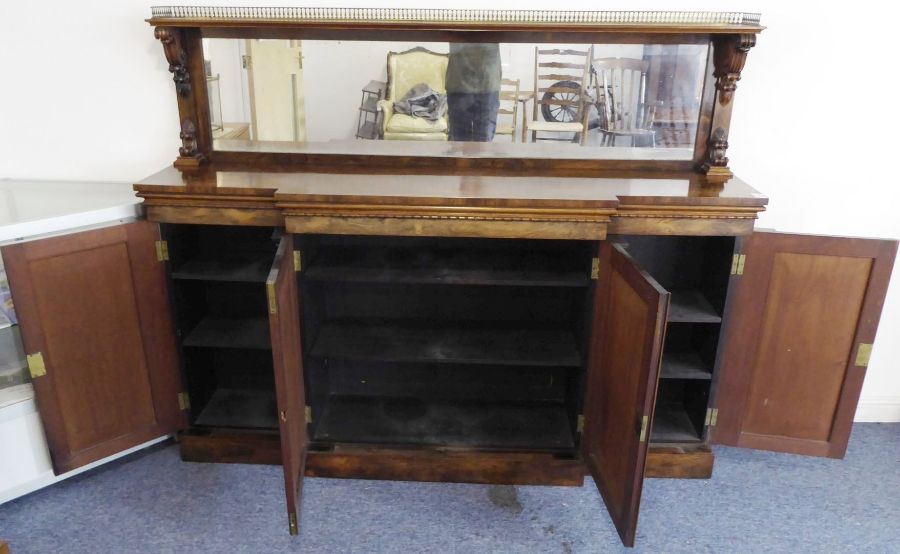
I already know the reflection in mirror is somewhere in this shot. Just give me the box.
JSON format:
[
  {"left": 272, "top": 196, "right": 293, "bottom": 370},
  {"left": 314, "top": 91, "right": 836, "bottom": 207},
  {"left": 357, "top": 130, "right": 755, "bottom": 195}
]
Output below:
[{"left": 202, "top": 38, "right": 708, "bottom": 160}]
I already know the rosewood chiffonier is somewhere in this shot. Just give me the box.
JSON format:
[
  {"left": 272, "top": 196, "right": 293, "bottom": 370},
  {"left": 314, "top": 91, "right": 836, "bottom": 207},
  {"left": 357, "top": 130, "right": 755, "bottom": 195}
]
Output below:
[{"left": 3, "top": 8, "right": 895, "bottom": 548}]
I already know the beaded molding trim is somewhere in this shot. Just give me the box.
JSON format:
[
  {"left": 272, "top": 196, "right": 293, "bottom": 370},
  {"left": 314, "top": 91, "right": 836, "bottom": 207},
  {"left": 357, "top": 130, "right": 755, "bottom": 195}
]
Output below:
[{"left": 149, "top": 7, "right": 761, "bottom": 26}]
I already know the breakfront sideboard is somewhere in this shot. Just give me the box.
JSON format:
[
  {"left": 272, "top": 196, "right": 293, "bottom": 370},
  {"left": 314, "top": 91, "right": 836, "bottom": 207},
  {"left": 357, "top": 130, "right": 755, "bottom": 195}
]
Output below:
[{"left": 3, "top": 8, "right": 896, "bottom": 548}]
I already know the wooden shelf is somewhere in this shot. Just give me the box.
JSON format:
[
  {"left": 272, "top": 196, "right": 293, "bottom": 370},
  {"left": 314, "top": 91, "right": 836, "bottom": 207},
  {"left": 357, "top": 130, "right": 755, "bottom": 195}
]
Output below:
[
  {"left": 360, "top": 96, "right": 379, "bottom": 113},
  {"left": 311, "top": 321, "right": 580, "bottom": 367},
  {"left": 313, "top": 395, "right": 575, "bottom": 451},
  {"left": 304, "top": 247, "right": 589, "bottom": 287},
  {"left": 668, "top": 290, "right": 722, "bottom": 323},
  {"left": 661, "top": 351, "right": 712, "bottom": 380},
  {"left": 194, "top": 388, "right": 278, "bottom": 430},
  {"left": 171, "top": 257, "right": 271, "bottom": 283},
  {"left": 183, "top": 316, "right": 271, "bottom": 350},
  {"left": 650, "top": 404, "right": 702, "bottom": 443}
]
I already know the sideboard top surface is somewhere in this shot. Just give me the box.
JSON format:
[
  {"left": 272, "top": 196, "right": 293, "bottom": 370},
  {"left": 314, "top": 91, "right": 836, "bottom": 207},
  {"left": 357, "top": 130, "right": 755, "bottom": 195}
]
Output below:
[{"left": 134, "top": 166, "right": 767, "bottom": 209}]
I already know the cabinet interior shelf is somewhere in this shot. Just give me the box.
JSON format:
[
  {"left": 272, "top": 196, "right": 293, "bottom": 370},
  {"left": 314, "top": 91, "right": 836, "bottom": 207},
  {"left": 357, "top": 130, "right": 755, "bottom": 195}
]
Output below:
[
  {"left": 303, "top": 247, "right": 590, "bottom": 287},
  {"left": 660, "top": 351, "right": 712, "bottom": 380},
  {"left": 311, "top": 321, "right": 581, "bottom": 367},
  {"left": 668, "top": 290, "right": 722, "bottom": 323},
  {"left": 650, "top": 404, "right": 702, "bottom": 443},
  {"left": 183, "top": 316, "right": 271, "bottom": 350},
  {"left": 313, "top": 395, "right": 575, "bottom": 451},
  {"left": 171, "top": 257, "right": 271, "bottom": 283},
  {"left": 194, "top": 388, "right": 278, "bottom": 430}
]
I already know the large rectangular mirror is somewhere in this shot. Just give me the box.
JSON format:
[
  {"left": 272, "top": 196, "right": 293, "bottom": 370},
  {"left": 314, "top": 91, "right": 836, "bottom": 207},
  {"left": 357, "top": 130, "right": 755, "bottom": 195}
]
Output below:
[{"left": 203, "top": 38, "right": 708, "bottom": 161}]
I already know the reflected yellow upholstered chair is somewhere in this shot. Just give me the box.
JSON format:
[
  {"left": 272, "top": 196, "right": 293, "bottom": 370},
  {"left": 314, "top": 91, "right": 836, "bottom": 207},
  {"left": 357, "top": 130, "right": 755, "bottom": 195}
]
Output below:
[{"left": 378, "top": 47, "right": 449, "bottom": 141}]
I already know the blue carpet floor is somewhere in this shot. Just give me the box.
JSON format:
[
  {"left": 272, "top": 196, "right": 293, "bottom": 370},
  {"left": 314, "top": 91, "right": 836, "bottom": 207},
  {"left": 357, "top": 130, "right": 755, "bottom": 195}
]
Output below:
[{"left": 1, "top": 423, "right": 898, "bottom": 553}]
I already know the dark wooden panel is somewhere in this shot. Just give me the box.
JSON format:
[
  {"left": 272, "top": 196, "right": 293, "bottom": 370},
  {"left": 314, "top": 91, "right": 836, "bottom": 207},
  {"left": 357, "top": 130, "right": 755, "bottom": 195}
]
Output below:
[
  {"left": 305, "top": 447, "right": 585, "bottom": 486},
  {"left": 583, "top": 243, "right": 669, "bottom": 547},
  {"left": 179, "top": 428, "right": 281, "bottom": 464},
  {"left": 177, "top": 433, "right": 586, "bottom": 486},
  {"left": 304, "top": 244, "right": 590, "bottom": 287},
  {"left": 313, "top": 396, "right": 574, "bottom": 451},
  {"left": 2, "top": 222, "right": 185, "bottom": 473},
  {"left": 194, "top": 388, "right": 278, "bottom": 430},
  {"left": 311, "top": 321, "right": 580, "bottom": 367},
  {"left": 651, "top": 405, "right": 702, "bottom": 442},
  {"left": 171, "top": 256, "right": 271, "bottom": 283},
  {"left": 715, "top": 232, "right": 897, "bottom": 458},
  {"left": 267, "top": 234, "right": 309, "bottom": 536},
  {"left": 183, "top": 316, "right": 271, "bottom": 349},
  {"left": 668, "top": 290, "right": 721, "bottom": 323},
  {"left": 645, "top": 445, "right": 713, "bottom": 479},
  {"left": 661, "top": 352, "right": 712, "bottom": 380}
]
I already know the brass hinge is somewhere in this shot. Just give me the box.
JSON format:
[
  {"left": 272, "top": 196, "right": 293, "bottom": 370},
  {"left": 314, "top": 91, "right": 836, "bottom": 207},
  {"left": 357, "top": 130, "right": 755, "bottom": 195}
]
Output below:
[
  {"left": 155, "top": 240, "right": 169, "bottom": 262},
  {"left": 280, "top": 410, "right": 287, "bottom": 423},
  {"left": 178, "top": 392, "right": 190, "bottom": 411},
  {"left": 26, "top": 352, "right": 47, "bottom": 379},
  {"left": 288, "top": 512, "right": 298, "bottom": 535},
  {"left": 266, "top": 281, "right": 277, "bottom": 314},
  {"left": 855, "top": 343, "right": 873, "bottom": 367},
  {"left": 305, "top": 405, "right": 312, "bottom": 424},
  {"left": 638, "top": 415, "right": 649, "bottom": 443},
  {"left": 576, "top": 414, "right": 584, "bottom": 434},
  {"left": 705, "top": 408, "right": 719, "bottom": 427},
  {"left": 731, "top": 253, "right": 746, "bottom": 275},
  {"left": 293, "top": 250, "right": 302, "bottom": 272},
  {"left": 590, "top": 257, "right": 600, "bottom": 280}
]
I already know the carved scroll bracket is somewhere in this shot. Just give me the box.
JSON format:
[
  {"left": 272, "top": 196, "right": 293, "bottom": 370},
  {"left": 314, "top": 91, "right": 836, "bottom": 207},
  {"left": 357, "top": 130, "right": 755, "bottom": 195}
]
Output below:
[
  {"left": 154, "top": 26, "right": 191, "bottom": 97},
  {"left": 712, "top": 34, "right": 756, "bottom": 106},
  {"left": 701, "top": 33, "right": 756, "bottom": 179}
]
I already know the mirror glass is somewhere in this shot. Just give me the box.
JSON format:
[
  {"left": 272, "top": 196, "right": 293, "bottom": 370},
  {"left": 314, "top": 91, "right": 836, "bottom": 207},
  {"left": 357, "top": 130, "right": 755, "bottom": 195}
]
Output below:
[{"left": 203, "top": 39, "right": 708, "bottom": 160}]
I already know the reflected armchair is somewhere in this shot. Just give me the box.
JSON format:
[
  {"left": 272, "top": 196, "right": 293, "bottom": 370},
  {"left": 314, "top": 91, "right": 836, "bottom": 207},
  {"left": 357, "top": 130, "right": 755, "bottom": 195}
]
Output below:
[{"left": 378, "top": 47, "right": 450, "bottom": 141}]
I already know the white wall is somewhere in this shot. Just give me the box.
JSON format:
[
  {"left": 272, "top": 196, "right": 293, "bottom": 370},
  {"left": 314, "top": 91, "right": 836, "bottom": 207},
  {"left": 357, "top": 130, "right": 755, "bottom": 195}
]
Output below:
[
  {"left": 203, "top": 38, "right": 249, "bottom": 123},
  {"left": 0, "top": 0, "right": 898, "bottom": 420}
]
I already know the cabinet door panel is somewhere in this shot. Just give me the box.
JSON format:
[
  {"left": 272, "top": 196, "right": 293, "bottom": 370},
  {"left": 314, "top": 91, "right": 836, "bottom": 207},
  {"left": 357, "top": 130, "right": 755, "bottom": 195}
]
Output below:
[
  {"left": 583, "top": 243, "right": 669, "bottom": 547},
  {"left": 267, "top": 234, "right": 308, "bottom": 536},
  {"left": 715, "top": 232, "right": 897, "bottom": 458},
  {"left": 2, "top": 221, "right": 185, "bottom": 473}
]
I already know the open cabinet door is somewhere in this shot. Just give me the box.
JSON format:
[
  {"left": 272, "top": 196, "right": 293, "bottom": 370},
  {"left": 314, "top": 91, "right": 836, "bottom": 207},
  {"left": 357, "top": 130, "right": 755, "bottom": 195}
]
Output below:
[
  {"left": 2, "top": 221, "right": 186, "bottom": 474},
  {"left": 714, "top": 231, "right": 897, "bottom": 458},
  {"left": 583, "top": 243, "right": 669, "bottom": 547},
  {"left": 266, "top": 234, "right": 309, "bottom": 535}
]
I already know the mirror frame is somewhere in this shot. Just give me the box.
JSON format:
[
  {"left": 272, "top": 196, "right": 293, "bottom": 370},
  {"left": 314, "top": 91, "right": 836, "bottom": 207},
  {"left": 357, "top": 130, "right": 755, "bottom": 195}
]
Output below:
[{"left": 149, "top": 7, "right": 762, "bottom": 178}]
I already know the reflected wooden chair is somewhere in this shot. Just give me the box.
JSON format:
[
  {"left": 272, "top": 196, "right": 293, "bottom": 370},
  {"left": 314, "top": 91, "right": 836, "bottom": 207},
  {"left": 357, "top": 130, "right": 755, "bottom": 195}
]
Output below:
[
  {"left": 494, "top": 78, "right": 520, "bottom": 142},
  {"left": 524, "top": 46, "right": 592, "bottom": 145},
  {"left": 592, "top": 58, "right": 659, "bottom": 147}
]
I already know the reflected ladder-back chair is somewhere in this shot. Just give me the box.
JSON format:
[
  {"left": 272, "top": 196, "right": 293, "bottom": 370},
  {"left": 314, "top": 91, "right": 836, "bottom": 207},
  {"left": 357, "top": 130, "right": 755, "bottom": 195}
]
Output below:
[
  {"left": 495, "top": 78, "right": 520, "bottom": 142},
  {"left": 525, "top": 46, "right": 592, "bottom": 145},
  {"left": 593, "top": 58, "right": 658, "bottom": 147},
  {"left": 377, "top": 47, "right": 450, "bottom": 141}
]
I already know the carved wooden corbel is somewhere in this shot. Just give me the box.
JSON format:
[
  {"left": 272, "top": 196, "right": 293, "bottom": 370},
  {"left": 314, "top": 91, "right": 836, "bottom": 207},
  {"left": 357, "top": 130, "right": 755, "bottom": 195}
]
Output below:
[
  {"left": 154, "top": 26, "right": 191, "bottom": 97},
  {"left": 701, "top": 34, "right": 756, "bottom": 179},
  {"left": 712, "top": 34, "right": 756, "bottom": 106}
]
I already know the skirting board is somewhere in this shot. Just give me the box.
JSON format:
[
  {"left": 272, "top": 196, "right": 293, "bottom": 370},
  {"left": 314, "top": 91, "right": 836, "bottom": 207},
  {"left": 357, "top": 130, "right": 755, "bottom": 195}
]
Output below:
[
  {"left": 0, "top": 393, "right": 172, "bottom": 505},
  {"left": 854, "top": 397, "right": 900, "bottom": 422}
]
